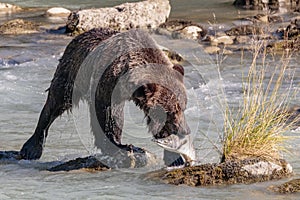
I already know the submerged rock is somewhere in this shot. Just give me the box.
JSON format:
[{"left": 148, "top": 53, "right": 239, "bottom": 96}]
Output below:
[
  {"left": 276, "top": 19, "right": 300, "bottom": 40},
  {"left": 210, "top": 35, "right": 234, "bottom": 46},
  {"left": 233, "top": 0, "right": 300, "bottom": 11},
  {"left": 0, "top": 151, "right": 21, "bottom": 161},
  {"left": 236, "top": 35, "right": 251, "bottom": 44},
  {"left": 66, "top": 0, "right": 171, "bottom": 34},
  {"left": 0, "top": 19, "right": 40, "bottom": 34},
  {"left": 0, "top": 149, "right": 157, "bottom": 171},
  {"left": 157, "top": 19, "right": 207, "bottom": 40},
  {"left": 162, "top": 49, "right": 185, "bottom": 64},
  {"left": 158, "top": 19, "right": 193, "bottom": 32},
  {"left": 49, "top": 148, "right": 156, "bottom": 171},
  {"left": 269, "top": 178, "right": 300, "bottom": 193},
  {"left": 145, "top": 158, "right": 292, "bottom": 186},
  {"left": 285, "top": 106, "right": 300, "bottom": 128},
  {"left": 48, "top": 156, "right": 110, "bottom": 172},
  {"left": 225, "top": 25, "right": 263, "bottom": 36},
  {"left": 244, "top": 14, "right": 283, "bottom": 23},
  {"left": 268, "top": 19, "right": 300, "bottom": 51}
]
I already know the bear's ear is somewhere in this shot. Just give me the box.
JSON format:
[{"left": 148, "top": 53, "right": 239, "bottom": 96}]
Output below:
[{"left": 173, "top": 64, "right": 184, "bottom": 76}]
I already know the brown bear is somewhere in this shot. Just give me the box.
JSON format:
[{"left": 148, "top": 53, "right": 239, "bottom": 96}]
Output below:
[{"left": 20, "top": 28, "right": 195, "bottom": 167}]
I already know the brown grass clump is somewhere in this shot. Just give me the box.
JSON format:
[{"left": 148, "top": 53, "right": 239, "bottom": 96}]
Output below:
[{"left": 222, "top": 41, "right": 299, "bottom": 162}]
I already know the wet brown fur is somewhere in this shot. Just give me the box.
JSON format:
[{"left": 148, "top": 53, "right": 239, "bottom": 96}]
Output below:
[{"left": 20, "top": 28, "right": 190, "bottom": 166}]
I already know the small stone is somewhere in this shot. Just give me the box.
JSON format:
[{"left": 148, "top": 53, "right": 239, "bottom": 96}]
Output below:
[
  {"left": 46, "top": 7, "right": 71, "bottom": 17},
  {"left": 204, "top": 46, "right": 221, "bottom": 54},
  {"left": 226, "top": 25, "right": 262, "bottom": 36},
  {"left": 216, "top": 32, "right": 227, "bottom": 37},
  {"left": 0, "top": 3, "right": 21, "bottom": 11},
  {"left": 179, "top": 25, "right": 205, "bottom": 40},
  {"left": 236, "top": 35, "right": 251, "bottom": 44},
  {"left": 211, "top": 35, "right": 234, "bottom": 46},
  {"left": 162, "top": 49, "right": 184, "bottom": 64},
  {"left": 157, "top": 19, "right": 207, "bottom": 40},
  {"left": 257, "top": 15, "right": 269, "bottom": 23},
  {"left": 223, "top": 49, "right": 233, "bottom": 55},
  {"left": 159, "top": 19, "right": 192, "bottom": 32}
]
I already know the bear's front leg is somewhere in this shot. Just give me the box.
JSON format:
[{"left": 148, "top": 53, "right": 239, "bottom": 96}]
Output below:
[
  {"left": 91, "top": 101, "right": 154, "bottom": 168},
  {"left": 21, "top": 88, "right": 69, "bottom": 160}
]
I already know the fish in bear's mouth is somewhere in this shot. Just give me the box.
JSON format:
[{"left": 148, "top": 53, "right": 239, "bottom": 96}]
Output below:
[{"left": 152, "top": 134, "right": 196, "bottom": 167}]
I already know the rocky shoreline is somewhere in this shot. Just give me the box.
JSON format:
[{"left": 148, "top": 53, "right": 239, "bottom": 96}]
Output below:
[
  {"left": 1, "top": 150, "right": 299, "bottom": 194},
  {"left": 0, "top": 1, "right": 299, "bottom": 53}
]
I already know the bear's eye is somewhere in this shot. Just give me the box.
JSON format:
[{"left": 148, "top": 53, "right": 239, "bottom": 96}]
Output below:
[{"left": 173, "top": 64, "right": 184, "bottom": 76}]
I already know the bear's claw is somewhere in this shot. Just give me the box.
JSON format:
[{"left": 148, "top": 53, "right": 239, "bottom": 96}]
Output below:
[{"left": 20, "top": 135, "right": 43, "bottom": 160}]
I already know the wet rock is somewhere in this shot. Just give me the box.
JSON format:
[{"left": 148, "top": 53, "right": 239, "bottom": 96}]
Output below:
[
  {"left": 236, "top": 35, "right": 251, "bottom": 44},
  {"left": 204, "top": 46, "right": 233, "bottom": 55},
  {"left": 269, "top": 37, "right": 300, "bottom": 51},
  {"left": 269, "top": 19, "right": 300, "bottom": 51},
  {"left": 46, "top": 7, "right": 71, "bottom": 17},
  {"left": 0, "top": 151, "right": 21, "bottom": 161},
  {"left": 145, "top": 157, "right": 293, "bottom": 186},
  {"left": 210, "top": 35, "right": 234, "bottom": 46},
  {"left": 162, "top": 49, "right": 184, "bottom": 64},
  {"left": 175, "top": 25, "right": 206, "bottom": 40},
  {"left": 0, "top": 58, "right": 20, "bottom": 66},
  {"left": 204, "top": 46, "right": 221, "bottom": 54},
  {"left": 269, "top": 178, "right": 300, "bottom": 193},
  {"left": 48, "top": 156, "right": 110, "bottom": 172},
  {"left": 285, "top": 106, "right": 300, "bottom": 128},
  {"left": 233, "top": 0, "right": 300, "bottom": 11},
  {"left": 0, "top": 19, "right": 40, "bottom": 34},
  {"left": 0, "top": 3, "right": 21, "bottom": 12},
  {"left": 158, "top": 19, "right": 193, "bottom": 32},
  {"left": 244, "top": 14, "right": 283, "bottom": 23},
  {"left": 226, "top": 25, "right": 263, "bottom": 36},
  {"left": 66, "top": 0, "right": 171, "bottom": 34},
  {"left": 157, "top": 19, "right": 207, "bottom": 40},
  {"left": 285, "top": 19, "right": 300, "bottom": 39},
  {"left": 0, "top": 149, "right": 157, "bottom": 171},
  {"left": 48, "top": 147, "right": 157, "bottom": 171}
]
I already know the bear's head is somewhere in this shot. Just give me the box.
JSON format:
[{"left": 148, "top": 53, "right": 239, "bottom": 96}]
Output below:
[
  {"left": 132, "top": 63, "right": 190, "bottom": 139},
  {"left": 138, "top": 64, "right": 195, "bottom": 166}
]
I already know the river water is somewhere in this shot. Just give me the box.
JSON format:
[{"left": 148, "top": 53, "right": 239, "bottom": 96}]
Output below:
[{"left": 0, "top": 0, "right": 299, "bottom": 199}]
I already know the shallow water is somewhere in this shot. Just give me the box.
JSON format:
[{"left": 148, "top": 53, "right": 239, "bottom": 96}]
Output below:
[{"left": 0, "top": 1, "right": 300, "bottom": 199}]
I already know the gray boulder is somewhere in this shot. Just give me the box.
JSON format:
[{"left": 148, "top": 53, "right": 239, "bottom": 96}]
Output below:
[{"left": 66, "top": 0, "right": 171, "bottom": 34}]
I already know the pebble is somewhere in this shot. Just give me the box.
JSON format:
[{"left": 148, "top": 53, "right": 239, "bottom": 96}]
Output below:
[
  {"left": 46, "top": 7, "right": 71, "bottom": 17},
  {"left": 210, "top": 35, "right": 234, "bottom": 46},
  {"left": 0, "top": 3, "right": 21, "bottom": 11},
  {"left": 236, "top": 35, "right": 251, "bottom": 44},
  {"left": 204, "top": 46, "right": 221, "bottom": 54},
  {"left": 179, "top": 25, "right": 205, "bottom": 40}
]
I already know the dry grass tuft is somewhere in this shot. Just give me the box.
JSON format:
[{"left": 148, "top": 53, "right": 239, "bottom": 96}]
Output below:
[{"left": 222, "top": 41, "right": 299, "bottom": 162}]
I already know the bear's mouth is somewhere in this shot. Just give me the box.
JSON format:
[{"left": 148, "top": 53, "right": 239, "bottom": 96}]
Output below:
[{"left": 152, "top": 134, "right": 196, "bottom": 166}]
